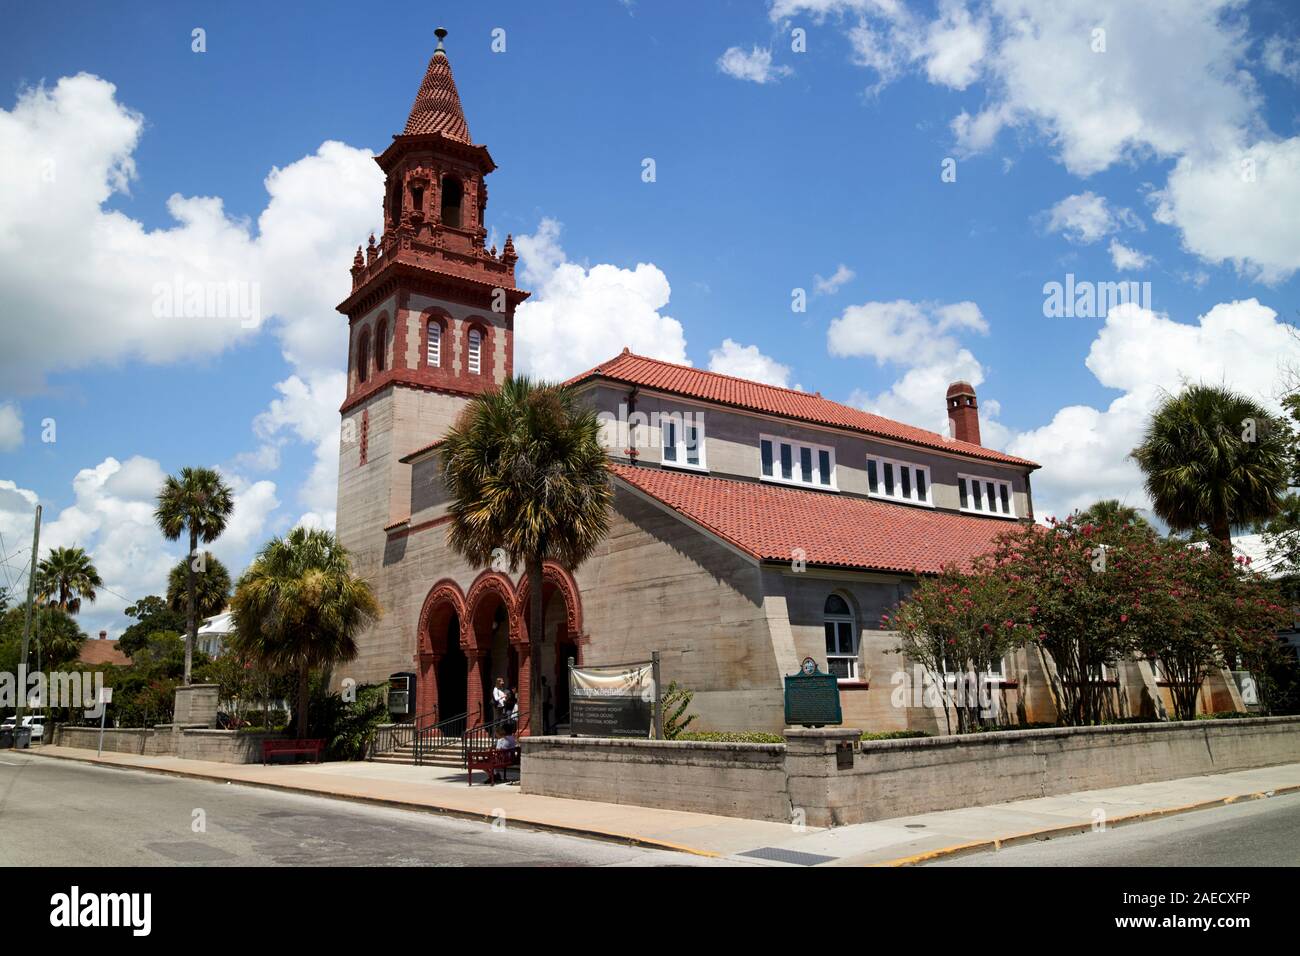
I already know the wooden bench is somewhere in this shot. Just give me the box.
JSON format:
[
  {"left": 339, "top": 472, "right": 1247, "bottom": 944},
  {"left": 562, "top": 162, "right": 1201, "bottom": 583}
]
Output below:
[
  {"left": 467, "top": 746, "right": 520, "bottom": 786},
  {"left": 262, "top": 738, "right": 325, "bottom": 765}
]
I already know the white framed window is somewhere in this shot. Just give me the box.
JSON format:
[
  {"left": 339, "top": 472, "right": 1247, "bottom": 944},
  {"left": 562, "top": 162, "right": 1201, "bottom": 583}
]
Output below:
[
  {"left": 823, "top": 594, "right": 859, "bottom": 681},
  {"left": 427, "top": 320, "right": 441, "bottom": 368},
  {"left": 467, "top": 328, "right": 482, "bottom": 374},
  {"left": 942, "top": 655, "right": 1007, "bottom": 683},
  {"left": 957, "top": 472, "right": 1016, "bottom": 517},
  {"left": 660, "top": 412, "right": 706, "bottom": 470},
  {"left": 760, "top": 434, "right": 836, "bottom": 489},
  {"left": 866, "top": 454, "right": 932, "bottom": 507}
]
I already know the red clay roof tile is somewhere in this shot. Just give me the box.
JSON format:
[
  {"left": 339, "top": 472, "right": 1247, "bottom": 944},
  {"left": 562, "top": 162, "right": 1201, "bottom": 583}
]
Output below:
[
  {"left": 569, "top": 350, "right": 1037, "bottom": 468},
  {"left": 611, "top": 463, "right": 1018, "bottom": 574}
]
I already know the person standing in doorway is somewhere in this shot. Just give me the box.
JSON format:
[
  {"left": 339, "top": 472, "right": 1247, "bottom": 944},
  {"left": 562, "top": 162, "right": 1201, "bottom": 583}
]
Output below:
[{"left": 492, "top": 677, "right": 508, "bottom": 721}]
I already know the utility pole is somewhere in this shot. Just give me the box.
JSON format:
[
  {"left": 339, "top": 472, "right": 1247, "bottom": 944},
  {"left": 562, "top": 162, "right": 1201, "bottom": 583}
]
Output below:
[{"left": 12, "top": 504, "right": 41, "bottom": 742}]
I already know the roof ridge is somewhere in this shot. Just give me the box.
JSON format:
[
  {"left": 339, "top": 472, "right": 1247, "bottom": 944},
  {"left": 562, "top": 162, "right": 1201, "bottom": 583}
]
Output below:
[{"left": 585, "top": 349, "right": 996, "bottom": 457}]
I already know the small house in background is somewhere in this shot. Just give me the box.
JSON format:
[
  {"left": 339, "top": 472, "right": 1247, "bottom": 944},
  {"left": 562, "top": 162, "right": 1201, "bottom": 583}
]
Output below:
[
  {"left": 197, "top": 612, "right": 234, "bottom": 658},
  {"left": 76, "top": 630, "right": 131, "bottom": 668}
]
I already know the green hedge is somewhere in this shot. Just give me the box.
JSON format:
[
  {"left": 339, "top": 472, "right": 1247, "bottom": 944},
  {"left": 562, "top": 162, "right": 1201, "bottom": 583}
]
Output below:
[
  {"left": 860, "top": 730, "right": 932, "bottom": 741},
  {"left": 676, "top": 731, "right": 784, "bottom": 744}
]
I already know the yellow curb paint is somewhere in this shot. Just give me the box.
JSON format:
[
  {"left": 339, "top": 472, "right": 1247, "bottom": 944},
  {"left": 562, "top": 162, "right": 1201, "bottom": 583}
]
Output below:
[{"left": 871, "top": 782, "right": 1300, "bottom": 867}]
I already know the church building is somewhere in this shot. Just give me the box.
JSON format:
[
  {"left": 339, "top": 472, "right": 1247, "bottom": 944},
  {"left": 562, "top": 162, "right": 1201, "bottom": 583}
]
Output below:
[{"left": 335, "top": 35, "right": 1243, "bottom": 736}]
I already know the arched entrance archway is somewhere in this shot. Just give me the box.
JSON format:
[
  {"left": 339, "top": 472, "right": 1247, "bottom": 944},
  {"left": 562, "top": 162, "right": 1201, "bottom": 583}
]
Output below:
[
  {"left": 416, "top": 580, "right": 468, "bottom": 730},
  {"left": 465, "top": 572, "right": 521, "bottom": 727},
  {"left": 515, "top": 563, "right": 584, "bottom": 735}
]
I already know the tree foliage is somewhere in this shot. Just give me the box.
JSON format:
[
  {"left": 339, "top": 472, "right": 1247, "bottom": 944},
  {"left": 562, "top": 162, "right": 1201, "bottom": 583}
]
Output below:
[
  {"left": 154, "top": 466, "right": 235, "bottom": 685},
  {"left": 34, "top": 546, "right": 102, "bottom": 614},
  {"left": 229, "top": 528, "right": 380, "bottom": 739}
]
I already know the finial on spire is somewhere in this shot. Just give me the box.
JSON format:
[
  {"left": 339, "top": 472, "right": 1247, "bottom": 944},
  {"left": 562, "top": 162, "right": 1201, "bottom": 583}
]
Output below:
[{"left": 434, "top": 27, "right": 448, "bottom": 54}]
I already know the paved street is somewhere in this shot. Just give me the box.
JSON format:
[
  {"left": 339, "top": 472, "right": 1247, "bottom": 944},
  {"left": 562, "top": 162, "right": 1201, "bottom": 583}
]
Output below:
[
  {"left": 930, "top": 790, "right": 1300, "bottom": 866},
  {"left": 0, "top": 753, "right": 708, "bottom": 866}
]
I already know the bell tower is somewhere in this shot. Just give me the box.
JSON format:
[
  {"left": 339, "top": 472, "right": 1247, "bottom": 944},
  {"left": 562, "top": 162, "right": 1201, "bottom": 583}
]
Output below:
[{"left": 336, "top": 29, "right": 529, "bottom": 576}]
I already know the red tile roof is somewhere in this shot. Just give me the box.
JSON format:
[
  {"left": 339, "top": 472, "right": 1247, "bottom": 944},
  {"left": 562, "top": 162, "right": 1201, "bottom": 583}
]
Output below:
[
  {"left": 611, "top": 463, "right": 1019, "bottom": 574},
  {"left": 569, "top": 350, "right": 1037, "bottom": 468},
  {"left": 404, "top": 48, "right": 471, "bottom": 142},
  {"left": 76, "top": 639, "right": 131, "bottom": 667}
]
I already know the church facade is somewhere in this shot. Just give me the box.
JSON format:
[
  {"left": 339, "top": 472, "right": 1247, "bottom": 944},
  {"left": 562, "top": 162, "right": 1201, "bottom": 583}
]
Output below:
[{"left": 335, "top": 37, "right": 1244, "bottom": 736}]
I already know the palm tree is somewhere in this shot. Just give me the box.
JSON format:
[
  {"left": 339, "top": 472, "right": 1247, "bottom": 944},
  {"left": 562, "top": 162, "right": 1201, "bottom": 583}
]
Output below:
[
  {"left": 229, "top": 527, "right": 380, "bottom": 739},
  {"left": 166, "top": 552, "right": 232, "bottom": 622},
  {"left": 154, "top": 467, "right": 235, "bottom": 684},
  {"left": 34, "top": 546, "right": 102, "bottom": 613},
  {"left": 1132, "top": 385, "right": 1288, "bottom": 552},
  {"left": 441, "top": 377, "right": 612, "bottom": 730},
  {"left": 1073, "top": 499, "right": 1153, "bottom": 532}
]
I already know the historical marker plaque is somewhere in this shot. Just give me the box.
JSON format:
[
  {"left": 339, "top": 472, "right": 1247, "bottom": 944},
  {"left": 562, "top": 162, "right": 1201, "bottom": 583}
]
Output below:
[{"left": 784, "top": 657, "right": 842, "bottom": 727}]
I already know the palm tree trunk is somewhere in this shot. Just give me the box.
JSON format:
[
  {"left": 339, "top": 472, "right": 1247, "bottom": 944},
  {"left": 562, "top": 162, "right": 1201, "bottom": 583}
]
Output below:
[
  {"left": 184, "top": 526, "right": 197, "bottom": 685},
  {"left": 527, "top": 554, "right": 544, "bottom": 734},
  {"left": 296, "top": 664, "right": 310, "bottom": 740},
  {"left": 1211, "top": 511, "right": 1233, "bottom": 556}
]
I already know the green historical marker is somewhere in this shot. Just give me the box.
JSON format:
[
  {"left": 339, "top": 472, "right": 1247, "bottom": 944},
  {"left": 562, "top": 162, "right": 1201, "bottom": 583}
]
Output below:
[{"left": 784, "top": 657, "right": 842, "bottom": 727}]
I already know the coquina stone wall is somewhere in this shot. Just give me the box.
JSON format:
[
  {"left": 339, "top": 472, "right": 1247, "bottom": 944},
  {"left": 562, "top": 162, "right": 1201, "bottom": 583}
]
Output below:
[{"left": 523, "top": 716, "right": 1300, "bottom": 827}]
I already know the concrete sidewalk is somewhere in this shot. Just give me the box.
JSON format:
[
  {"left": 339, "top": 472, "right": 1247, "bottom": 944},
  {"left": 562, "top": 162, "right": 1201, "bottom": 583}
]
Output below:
[{"left": 24, "top": 746, "right": 1300, "bottom": 865}]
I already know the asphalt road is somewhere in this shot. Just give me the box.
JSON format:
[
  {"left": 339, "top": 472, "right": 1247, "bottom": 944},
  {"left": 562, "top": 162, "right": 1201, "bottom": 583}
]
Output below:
[
  {"left": 0, "top": 753, "right": 707, "bottom": 867},
  {"left": 929, "top": 790, "right": 1300, "bottom": 866}
]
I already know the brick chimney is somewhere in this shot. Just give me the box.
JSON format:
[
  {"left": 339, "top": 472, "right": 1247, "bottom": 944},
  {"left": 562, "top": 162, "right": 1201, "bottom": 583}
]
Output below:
[{"left": 946, "top": 381, "right": 981, "bottom": 445}]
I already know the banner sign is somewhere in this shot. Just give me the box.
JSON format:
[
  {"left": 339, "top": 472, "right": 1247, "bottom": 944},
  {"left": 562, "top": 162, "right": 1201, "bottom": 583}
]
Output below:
[{"left": 569, "top": 662, "right": 654, "bottom": 738}]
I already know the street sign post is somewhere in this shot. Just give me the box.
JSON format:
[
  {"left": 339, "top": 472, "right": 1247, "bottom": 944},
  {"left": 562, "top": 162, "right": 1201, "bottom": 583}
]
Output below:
[{"left": 96, "top": 686, "right": 113, "bottom": 757}]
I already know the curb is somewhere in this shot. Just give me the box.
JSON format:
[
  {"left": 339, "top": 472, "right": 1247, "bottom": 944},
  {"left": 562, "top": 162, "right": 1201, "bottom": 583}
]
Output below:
[
  {"left": 19, "top": 749, "right": 720, "bottom": 859},
  {"left": 871, "top": 783, "right": 1300, "bottom": 866}
]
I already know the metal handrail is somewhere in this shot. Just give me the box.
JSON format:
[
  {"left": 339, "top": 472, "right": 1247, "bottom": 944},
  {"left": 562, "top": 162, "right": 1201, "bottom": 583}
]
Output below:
[
  {"left": 460, "top": 711, "right": 529, "bottom": 766},
  {"left": 412, "top": 709, "right": 469, "bottom": 766},
  {"left": 367, "top": 705, "right": 437, "bottom": 760}
]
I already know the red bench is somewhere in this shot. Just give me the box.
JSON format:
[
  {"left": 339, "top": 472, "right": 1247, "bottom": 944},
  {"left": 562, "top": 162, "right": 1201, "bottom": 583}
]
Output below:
[
  {"left": 262, "top": 738, "right": 325, "bottom": 765},
  {"left": 467, "top": 746, "right": 520, "bottom": 786}
]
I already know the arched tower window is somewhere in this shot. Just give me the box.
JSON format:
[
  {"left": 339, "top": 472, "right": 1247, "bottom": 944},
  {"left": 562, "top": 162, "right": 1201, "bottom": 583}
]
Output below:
[
  {"left": 467, "top": 327, "right": 482, "bottom": 375},
  {"left": 356, "top": 329, "right": 371, "bottom": 385},
  {"left": 374, "top": 319, "right": 387, "bottom": 372},
  {"left": 427, "top": 319, "right": 441, "bottom": 368},
  {"left": 440, "top": 175, "right": 463, "bottom": 228},
  {"left": 824, "top": 593, "right": 858, "bottom": 680}
]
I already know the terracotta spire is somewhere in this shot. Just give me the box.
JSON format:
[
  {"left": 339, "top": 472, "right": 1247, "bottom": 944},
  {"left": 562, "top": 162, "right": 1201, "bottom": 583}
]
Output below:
[{"left": 403, "top": 28, "right": 471, "bottom": 142}]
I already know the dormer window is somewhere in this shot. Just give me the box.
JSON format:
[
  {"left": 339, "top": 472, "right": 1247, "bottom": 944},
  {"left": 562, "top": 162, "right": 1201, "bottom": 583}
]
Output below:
[
  {"left": 441, "top": 175, "right": 463, "bottom": 228},
  {"left": 467, "top": 327, "right": 481, "bottom": 374},
  {"left": 958, "top": 472, "right": 1015, "bottom": 517},
  {"left": 427, "top": 320, "right": 441, "bottom": 368},
  {"left": 866, "top": 455, "right": 931, "bottom": 506},
  {"left": 661, "top": 412, "right": 706, "bottom": 470},
  {"left": 760, "top": 434, "right": 835, "bottom": 489}
]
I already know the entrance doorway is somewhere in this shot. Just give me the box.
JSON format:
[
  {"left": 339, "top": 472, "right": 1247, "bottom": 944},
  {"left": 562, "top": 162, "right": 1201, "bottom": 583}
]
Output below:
[{"left": 437, "top": 613, "right": 467, "bottom": 721}]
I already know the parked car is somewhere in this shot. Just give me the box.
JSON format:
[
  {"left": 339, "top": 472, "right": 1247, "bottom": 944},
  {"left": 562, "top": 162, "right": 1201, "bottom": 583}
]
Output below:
[{"left": 0, "top": 715, "right": 45, "bottom": 742}]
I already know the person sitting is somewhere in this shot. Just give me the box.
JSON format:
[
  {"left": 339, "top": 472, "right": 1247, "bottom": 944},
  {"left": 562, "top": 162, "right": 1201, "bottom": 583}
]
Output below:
[{"left": 493, "top": 723, "right": 518, "bottom": 783}]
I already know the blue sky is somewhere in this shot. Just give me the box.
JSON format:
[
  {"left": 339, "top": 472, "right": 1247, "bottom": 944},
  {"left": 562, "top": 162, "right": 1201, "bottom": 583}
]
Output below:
[{"left": 2, "top": 0, "right": 1299, "bottom": 639}]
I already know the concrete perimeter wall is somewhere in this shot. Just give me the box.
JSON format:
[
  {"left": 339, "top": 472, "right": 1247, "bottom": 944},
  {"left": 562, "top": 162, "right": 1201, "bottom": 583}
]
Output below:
[
  {"left": 521, "top": 737, "right": 789, "bottom": 820},
  {"left": 522, "top": 716, "right": 1300, "bottom": 827},
  {"left": 55, "top": 726, "right": 274, "bottom": 763}
]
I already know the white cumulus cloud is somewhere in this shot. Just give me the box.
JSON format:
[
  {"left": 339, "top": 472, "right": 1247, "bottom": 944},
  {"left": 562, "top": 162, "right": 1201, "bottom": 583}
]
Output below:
[
  {"left": 707, "top": 339, "right": 793, "bottom": 387},
  {"left": 514, "top": 218, "right": 688, "bottom": 380}
]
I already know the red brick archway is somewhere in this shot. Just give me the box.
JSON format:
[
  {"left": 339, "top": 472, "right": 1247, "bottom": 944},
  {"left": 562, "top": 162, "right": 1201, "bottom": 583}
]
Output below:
[
  {"left": 465, "top": 571, "right": 520, "bottom": 726},
  {"left": 414, "top": 580, "right": 467, "bottom": 727},
  {"left": 514, "top": 562, "right": 585, "bottom": 733}
]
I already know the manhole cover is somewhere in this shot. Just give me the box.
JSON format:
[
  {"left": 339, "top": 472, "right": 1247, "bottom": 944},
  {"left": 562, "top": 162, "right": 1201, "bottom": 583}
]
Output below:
[{"left": 736, "top": 846, "right": 837, "bottom": 866}]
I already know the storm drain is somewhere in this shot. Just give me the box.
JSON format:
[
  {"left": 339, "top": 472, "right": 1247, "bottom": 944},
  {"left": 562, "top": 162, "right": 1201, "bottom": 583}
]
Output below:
[{"left": 736, "top": 846, "right": 837, "bottom": 867}]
